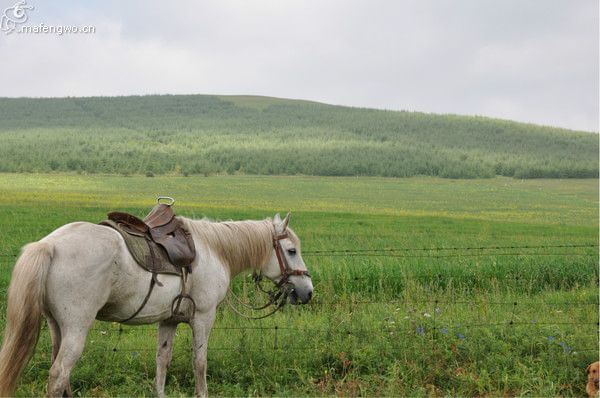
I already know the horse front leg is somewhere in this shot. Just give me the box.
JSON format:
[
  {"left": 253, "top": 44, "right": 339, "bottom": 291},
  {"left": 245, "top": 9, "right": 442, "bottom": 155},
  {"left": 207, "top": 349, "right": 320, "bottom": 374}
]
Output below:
[
  {"left": 190, "top": 309, "right": 216, "bottom": 398},
  {"left": 155, "top": 321, "right": 178, "bottom": 397}
]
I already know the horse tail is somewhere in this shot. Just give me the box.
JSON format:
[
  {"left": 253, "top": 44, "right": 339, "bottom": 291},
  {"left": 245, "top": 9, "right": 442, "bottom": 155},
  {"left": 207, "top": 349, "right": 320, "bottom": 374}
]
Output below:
[{"left": 0, "top": 241, "right": 53, "bottom": 396}]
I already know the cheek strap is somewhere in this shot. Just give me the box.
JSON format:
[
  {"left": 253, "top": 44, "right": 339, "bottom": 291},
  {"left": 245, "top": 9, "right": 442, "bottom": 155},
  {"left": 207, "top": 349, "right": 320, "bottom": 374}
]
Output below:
[{"left": 272, "top": 232, "right": 310, "bottom": 283}]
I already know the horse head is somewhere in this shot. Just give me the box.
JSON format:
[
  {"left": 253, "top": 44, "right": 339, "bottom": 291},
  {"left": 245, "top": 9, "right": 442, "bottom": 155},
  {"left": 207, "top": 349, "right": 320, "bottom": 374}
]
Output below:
[{"left": 262, "top": 212, "right": 313, "bottom": 304}]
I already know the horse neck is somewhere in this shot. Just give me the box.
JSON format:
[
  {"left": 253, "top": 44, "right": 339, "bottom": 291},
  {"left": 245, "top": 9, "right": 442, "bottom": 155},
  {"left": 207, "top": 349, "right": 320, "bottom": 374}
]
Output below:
[{"left": 185, "top": 218, "right": 274, "bottom": 278}]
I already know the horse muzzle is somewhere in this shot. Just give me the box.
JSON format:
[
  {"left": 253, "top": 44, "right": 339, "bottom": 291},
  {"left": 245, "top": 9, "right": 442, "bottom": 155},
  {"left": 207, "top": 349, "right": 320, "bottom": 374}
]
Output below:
[{"left": 289, "top": 286, "right": 313, "bottom": 305}]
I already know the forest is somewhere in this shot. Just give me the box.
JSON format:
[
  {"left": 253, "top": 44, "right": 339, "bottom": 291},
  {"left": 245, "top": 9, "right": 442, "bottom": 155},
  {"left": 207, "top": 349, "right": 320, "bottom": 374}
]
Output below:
[{"left": 0, "top": 95, "right": 596, "bottom": 178}]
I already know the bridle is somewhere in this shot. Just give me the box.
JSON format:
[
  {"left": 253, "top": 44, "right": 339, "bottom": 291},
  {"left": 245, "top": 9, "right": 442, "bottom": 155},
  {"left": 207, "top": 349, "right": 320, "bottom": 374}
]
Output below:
[
  {"left": 227, "top": 229, "right": 311, "bottom": 319},
  {"left": 269, "top": 231, "right": 311, "bottom": 287}
]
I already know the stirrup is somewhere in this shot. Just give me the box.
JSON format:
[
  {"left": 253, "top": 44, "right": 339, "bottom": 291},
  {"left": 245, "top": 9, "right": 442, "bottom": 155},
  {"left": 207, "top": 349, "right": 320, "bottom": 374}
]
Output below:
[{"left": 170, "top": 293, "right": 196, "bottom": 322}]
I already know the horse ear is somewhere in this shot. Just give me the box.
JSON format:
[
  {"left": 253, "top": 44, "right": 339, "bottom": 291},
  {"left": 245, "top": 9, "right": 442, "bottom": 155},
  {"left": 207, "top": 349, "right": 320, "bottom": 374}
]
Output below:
[
  {"left": 274, "top": 213, "right": 282, "bottom": 224},
  {"left": 281, "top": 212, "right": 291, "bottom": 230}
]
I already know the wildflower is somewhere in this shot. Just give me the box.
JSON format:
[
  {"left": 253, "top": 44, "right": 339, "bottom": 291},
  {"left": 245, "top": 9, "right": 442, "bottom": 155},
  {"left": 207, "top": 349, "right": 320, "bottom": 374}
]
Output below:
[
  {"left": 457, "top": 333, "right": 465, "bottom": 340},
  {"left": 423, "top": 312, "right": 432, "bottom": 318},
  {"left": 416, "top": 326, "right": 425, "bottom": 336},
  {"left": 440, "top": 327, "right": 449, "bottom": 334},
  {"left": 547, "top": 336, "right": 555, "bottom": 343}
]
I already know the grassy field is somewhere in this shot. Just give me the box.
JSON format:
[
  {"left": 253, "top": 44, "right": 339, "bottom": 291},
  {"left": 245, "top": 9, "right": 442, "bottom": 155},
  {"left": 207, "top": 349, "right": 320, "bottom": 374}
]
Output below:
[
  {"left": 0, "top": 95, "right": 597, "bottom": 179},
  {"left": 0, "top": 174, "right": 598, "bottom": 396}
]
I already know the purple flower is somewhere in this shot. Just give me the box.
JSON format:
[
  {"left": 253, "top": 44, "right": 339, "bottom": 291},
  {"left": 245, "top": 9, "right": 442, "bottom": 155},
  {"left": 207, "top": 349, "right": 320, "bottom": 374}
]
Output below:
[
  {"left": 457, "top": 333, "right": 465, "bottom": 340},
  {"left": 440, "top": 327, "right": 449, "bottom": 334},
  {"left": 416, "top": 326, "right": 425, "bottom": 336},
  {"left": 547, "top": 336, "right": 555, "bottom": 343}
]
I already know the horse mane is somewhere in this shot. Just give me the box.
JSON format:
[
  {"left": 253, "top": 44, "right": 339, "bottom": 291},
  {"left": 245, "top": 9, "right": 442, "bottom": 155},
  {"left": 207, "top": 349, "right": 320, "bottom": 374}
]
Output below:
[{"left": 181, "top": 217, "right": 300, "bottom": 276}]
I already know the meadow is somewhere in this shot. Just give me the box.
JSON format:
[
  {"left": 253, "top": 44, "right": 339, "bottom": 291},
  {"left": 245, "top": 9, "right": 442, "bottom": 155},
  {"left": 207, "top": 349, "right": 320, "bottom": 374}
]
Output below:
[
  {"left": 0, "top": 95, "right": 597, "bottom": 179},
  {"left": 0, "top": 174, "right": 597, "bottom": 396}
]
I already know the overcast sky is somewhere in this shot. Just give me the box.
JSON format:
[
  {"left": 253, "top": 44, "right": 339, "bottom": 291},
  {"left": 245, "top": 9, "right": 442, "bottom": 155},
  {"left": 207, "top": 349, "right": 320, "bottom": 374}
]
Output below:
[{"left": 0, "top": 0, "right": 597, "bottom": 132}]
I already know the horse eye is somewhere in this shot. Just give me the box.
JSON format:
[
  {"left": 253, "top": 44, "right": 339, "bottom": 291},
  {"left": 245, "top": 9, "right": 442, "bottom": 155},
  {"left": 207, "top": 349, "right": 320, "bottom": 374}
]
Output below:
[{"left": 287, "top": 248, "right": 297, "bottom": 255}]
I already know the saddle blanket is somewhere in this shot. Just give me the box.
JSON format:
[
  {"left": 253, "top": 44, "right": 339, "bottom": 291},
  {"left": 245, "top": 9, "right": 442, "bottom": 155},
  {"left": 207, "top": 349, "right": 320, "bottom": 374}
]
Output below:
[{"left": 101, "top": 219, "right": 184, "bottom": 276}]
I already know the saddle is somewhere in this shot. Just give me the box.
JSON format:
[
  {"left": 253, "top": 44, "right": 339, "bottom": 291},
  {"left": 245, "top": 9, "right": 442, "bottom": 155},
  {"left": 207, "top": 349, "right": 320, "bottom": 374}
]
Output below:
[
  {"left": 101, "top": 199, "right": 196, "bottom": 276},
  {"left": 100, "top": 198, "right": 197, "bottom": 322}
]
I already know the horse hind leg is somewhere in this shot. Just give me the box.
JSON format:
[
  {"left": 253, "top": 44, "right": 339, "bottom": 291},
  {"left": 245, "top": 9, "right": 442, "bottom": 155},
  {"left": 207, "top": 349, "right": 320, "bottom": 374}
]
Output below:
[
  {"left": 47, "top": 322, "right": 92, "bottom": 397},
  {"left": 46, "top": 312, "right": 68, "bottom": 395},
  {"left": 45, "top": 289, "right": 105, "bottom": 398},
  {"left": 46, "top": 314, "right": 68, "bottom": 396},
  {"left": 46, "top": 314, "right": 61, "bottom": 364}
]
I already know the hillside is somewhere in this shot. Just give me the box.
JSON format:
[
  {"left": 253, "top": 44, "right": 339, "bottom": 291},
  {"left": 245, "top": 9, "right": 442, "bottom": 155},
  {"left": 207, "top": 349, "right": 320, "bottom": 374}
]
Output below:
[{"left": 0, "top": 95, "right": 596, "bottom": 178}]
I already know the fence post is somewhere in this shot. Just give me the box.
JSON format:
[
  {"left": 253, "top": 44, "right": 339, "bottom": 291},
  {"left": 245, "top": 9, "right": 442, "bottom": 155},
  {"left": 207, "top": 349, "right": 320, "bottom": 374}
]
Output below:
[{"left": 432, "top": 298, "right": 438, "bottom": 354}]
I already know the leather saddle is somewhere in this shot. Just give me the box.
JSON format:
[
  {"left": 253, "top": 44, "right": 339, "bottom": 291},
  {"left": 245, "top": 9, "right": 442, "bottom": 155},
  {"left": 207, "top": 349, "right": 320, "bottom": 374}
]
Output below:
[{"left": 101, "top": 201, "right": 196, "bottom": 276}]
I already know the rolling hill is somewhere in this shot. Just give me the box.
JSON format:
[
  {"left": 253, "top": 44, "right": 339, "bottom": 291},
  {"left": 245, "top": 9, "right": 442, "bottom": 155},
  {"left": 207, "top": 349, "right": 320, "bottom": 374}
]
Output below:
[{"left": 0, "top": 94, "right": 596, "bottom": 178}]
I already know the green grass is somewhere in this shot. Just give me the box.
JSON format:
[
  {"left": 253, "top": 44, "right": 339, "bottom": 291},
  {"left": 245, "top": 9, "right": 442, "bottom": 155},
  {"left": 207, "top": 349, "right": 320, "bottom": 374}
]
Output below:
[
  {"left": 0, "top": 95, "right": 597, "bottom": 178},
  {"left": 0, "top": 174, "right": 597, "bottom": 396}
]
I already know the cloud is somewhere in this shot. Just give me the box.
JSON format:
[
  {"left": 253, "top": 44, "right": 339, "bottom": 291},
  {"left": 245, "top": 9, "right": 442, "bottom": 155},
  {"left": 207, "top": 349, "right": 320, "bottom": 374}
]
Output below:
[{"left": 0, "top": 0, "right": 597, "bottom": 131}]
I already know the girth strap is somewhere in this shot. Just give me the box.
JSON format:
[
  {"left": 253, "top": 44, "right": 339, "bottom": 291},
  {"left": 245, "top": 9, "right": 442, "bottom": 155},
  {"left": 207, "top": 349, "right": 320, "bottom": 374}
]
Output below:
[
  {"left": 121, "top": 277, "right": 156, "bottom": 323},
  {"left": 120, "top": 268, "right": 196, "bottom": 324}
]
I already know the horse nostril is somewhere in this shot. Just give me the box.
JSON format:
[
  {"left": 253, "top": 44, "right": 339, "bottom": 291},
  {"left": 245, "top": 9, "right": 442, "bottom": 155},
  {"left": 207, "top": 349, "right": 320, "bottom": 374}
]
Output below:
[{"left": 307, "top": 291, "right": 312, "bottom": 301}]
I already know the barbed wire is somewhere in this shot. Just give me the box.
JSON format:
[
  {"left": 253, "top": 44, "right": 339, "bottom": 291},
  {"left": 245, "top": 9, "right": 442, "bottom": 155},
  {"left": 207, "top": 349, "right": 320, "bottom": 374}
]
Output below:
[
  {"left": 303, "top": 274, "right": 599, "bottom": 282},
  {"left": 73, "top": 320, "right": 599, "bottom": 356},
  {"left": 86, "top": 320, "right": 600, "bottom": 334},
  {"left": 0, "top": 243, "right": 597, "bottom": 259},
  {"left": 0, "top": 250, "right": 597, "bottom": 269},
  {"left": 305, "top": 298, "right": 599, "bottom": 306},
  {"left": 28, "top": 345, "right": 600, "bottom": 359},
  {"left": 303, "top": 243, "right": 598, "bottom": 255},
  {"left": 306, "top": 252, "right": 596, "bottom": 258}
]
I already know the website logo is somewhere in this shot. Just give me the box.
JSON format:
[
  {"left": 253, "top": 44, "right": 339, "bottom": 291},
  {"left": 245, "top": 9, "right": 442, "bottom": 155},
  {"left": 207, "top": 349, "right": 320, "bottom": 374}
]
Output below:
[
  {"left": 1, "top": 0, "right": 34, "bottom": 34},
  {"left": 1, "top": 1, "right": 96, "bottom": 35}
]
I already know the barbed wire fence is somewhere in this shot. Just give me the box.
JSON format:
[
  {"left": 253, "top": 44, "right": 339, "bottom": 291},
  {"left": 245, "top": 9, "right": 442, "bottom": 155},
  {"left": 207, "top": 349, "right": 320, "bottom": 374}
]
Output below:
[{"left": 1, "top": 243, "right": 598, "bottom": 360}]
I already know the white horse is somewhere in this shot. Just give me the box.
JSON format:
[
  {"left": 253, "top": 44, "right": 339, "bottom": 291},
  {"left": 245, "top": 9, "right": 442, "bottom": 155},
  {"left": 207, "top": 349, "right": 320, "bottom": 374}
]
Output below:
[{"left": 0, "top": 212, "right": 312, "bottom": 397}]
